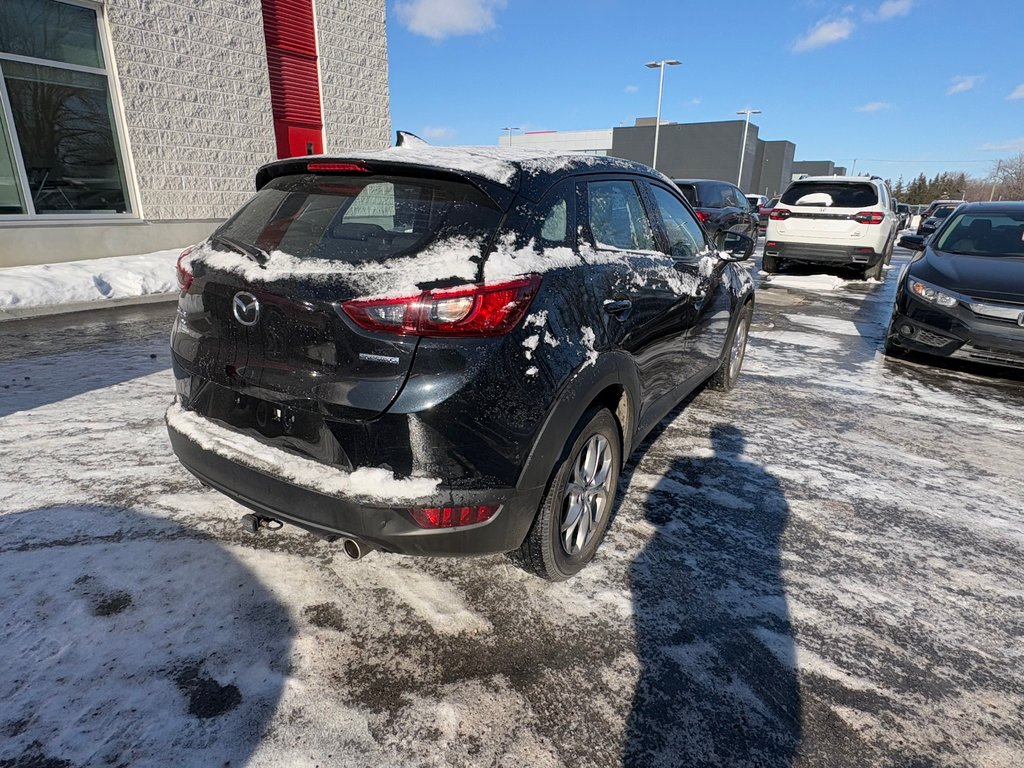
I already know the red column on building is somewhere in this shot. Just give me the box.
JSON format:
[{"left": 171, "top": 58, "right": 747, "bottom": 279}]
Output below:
[{"left": 261, "top": 0, "right": 324, "bottom": 158}]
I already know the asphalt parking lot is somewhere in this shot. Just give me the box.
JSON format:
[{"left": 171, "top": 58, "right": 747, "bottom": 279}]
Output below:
[{"left": 1, "top": 244, "right": 1022, "bottom": 767}]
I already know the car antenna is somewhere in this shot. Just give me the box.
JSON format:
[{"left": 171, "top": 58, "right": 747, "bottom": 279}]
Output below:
[{"left": 396, "top": 131, "right": 429, "bottom": 147}]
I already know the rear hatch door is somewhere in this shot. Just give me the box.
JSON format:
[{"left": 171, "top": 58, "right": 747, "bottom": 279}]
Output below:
[
  {"left": 186, "top": 166, "right": 505, "bottom": 422},
  {"left": 775, "top": 181, "right": 880, "bottom": 242}
]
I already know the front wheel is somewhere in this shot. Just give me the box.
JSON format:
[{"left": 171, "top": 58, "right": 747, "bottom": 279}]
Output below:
[
  {"left": 510, "top": 407, "right": 621, "bottom": 581},
  {"left": 708, "top": 303, "right": 753, "bottom": 392}
]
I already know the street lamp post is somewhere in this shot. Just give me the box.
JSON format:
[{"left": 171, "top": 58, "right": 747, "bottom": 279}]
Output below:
[
  {"left": 735, "top": 108, "right": 761, "bottom": 187},
  {"left": 502, "top": 127, "right": 520, "bottom": 147},
  {"left": 645, "top": 60, "right": 680, "bottom": 170}
]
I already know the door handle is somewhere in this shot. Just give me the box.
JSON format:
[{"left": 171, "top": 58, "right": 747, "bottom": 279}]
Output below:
[{"left": 604, "top": 299, "right": 632, "bottom": 316}]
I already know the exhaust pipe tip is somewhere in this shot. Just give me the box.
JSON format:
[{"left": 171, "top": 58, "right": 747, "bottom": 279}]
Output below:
[{"left": 342, "top": 538, "right": 372, "bottom": 561}]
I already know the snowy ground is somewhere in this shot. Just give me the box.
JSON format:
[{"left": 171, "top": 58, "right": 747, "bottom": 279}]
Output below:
[
  {"left": 1, "top": 246, "right": 1023, "bottom": 767},
  {"left": 0, "top": 248, "right": 186, "bottom": 315}
]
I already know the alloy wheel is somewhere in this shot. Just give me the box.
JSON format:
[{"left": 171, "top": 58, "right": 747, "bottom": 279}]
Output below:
[{"left": 560, "top": 434, "right": 614, "bottom": 556}]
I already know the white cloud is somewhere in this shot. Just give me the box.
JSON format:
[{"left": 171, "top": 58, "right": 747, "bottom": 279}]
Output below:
[
  {"left": 421, "top": 126, "right": 456, "bottom": 141},
  {"left": 792, "top": 18, "right": 855, "bottom": 52},
  {"left": 394, "top": 0, "right": 507, "bottom": 41},
  {"left": 981, "top": 137, "right": 1024, "bottom": 152},
  {"left": 947, "top": 75, "right": 983, "bottom": 95},
  {"left": 624, "top": 85, "right": 639, "bottom": 94},
  {"left": 857, "top": 101, "right": 890, "bottom": 112},
  {"left": 688, "top": 97, "right": 702, "bottom": 106},
  {"left": 1007, "top": 83, "right": 1024, "bottom": 100},
  {"left": 876, "top": 0, "right": 912, "bottom": 19}
]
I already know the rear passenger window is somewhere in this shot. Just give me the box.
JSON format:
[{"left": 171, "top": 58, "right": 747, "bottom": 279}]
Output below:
[{"left": 587, "top": 180, "right": 656, "bottom": 251}]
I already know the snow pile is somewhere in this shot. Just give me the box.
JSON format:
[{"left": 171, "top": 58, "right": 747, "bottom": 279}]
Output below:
[
  {"left": 0, "top": 248, "right": 186, "bottom": 311},
  {"left": 166, "top": 403, "right": 440, "bottom": 501},
  {"left": 760, "top": 273, "right": 850, "bottom": 292}
]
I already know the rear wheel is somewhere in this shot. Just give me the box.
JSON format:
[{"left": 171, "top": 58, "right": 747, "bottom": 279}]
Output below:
[
  {"left": 761, "top": 252, "right": 779, "bottom": 273},
  {"left": 510, "top": 408, "right": 621, "bottom": 581},
  {"left": 862, "top": 257, "right": 884, "bottom": 281},
  {"left": 709, "top": 303, "right": 753, "bottom": 392}
]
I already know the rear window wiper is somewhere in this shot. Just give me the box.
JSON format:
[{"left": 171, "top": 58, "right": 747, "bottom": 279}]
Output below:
[{"left": 210, "top": 233, "right": 270, "bottom": 266}]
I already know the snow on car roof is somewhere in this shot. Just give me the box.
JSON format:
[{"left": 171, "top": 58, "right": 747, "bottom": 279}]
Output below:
[{"left": 270, "top": 144, "right": 650, "bottom": 187}]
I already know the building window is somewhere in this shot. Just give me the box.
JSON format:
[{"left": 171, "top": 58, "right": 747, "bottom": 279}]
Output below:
[{"left": 0, "top": 0, "right": 133, "bottom": 217}]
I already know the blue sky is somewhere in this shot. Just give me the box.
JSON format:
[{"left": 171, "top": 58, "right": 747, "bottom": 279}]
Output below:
[{"left": 387, "top": 0, "right": 1024, "bottom": 184}]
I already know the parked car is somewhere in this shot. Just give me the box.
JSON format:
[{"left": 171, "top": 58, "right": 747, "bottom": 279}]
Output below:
[
  {"left": 763, "top": 176, "right": 899, "bottom": 279},
  {"left": 885, "top": 201, "right": 1024, "bottom": 370},
  {"left": 916, "top": 202, "right": 963, "bottom": 236},
  {"left": 673, "top": 179, "right": 759, "bottom": 247},
  {"left": 896, "top": 203, "right": 911, "bottom": 229},
  {"left": 757, "top": 197, "right": 778, "bottom": 233},
  {"left": 745, "top": 194, "right": 769, "bottom": 211},
  {"left": 166, "top": 146, "right": 756, "bottom": 580}
]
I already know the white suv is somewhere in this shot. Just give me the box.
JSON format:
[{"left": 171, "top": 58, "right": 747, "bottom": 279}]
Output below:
[{"left": 763, "top": 176, "right": 898, "bottom": 280}]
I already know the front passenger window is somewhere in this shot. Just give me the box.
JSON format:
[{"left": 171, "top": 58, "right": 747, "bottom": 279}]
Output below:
[{"left": 648, "top": 185, "right": 707, "bottom": 262}]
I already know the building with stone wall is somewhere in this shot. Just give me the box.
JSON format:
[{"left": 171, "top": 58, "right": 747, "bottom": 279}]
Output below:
[{"left": 0, "top": 0, "right": 390, "bottom": 267}]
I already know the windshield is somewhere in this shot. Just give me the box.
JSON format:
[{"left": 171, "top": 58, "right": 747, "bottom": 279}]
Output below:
[
  {"left": 213, "top": 173, "right": 502, "bottom": 263},
  {"left": 935, "top": 213, "right": 1024, "bottom": 256},
  {"left": 780, "top": 182, "right": 877, "bottom": 208},
  {"left": 931, "top": 205, "right": 958, "bottom": 219}
]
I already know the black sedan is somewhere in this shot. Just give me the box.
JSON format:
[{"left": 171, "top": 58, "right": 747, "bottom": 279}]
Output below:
[{"left": 885, "top": 201, "right": 1024, "bottom": 370}]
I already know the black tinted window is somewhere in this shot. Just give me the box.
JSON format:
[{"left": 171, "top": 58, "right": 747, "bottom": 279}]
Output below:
[
  {"left": 780, "top": 182, "right": 878, "bottom": 208},
  {"left": 675, "top": 183, "right": 697, "bottom": 206},
  {"left": 648, "top": 184, "right": 706, "bottom": 262},
  {"left": 700, "top": 183, "right": 727, "bottom": 208},
  {"left": 936, "top": 213, "right": 1024, "bottom": 256},
  {"left": 214, "top": 174, "right": 501, "bottom": 263}
]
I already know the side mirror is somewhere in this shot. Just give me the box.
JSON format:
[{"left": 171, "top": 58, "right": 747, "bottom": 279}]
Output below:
[
  {"left": 718, "top": 230, "right": 753, "bottom": 261},
  {"left": 899, "top": 234, "right": 926, "bottom": 251}
]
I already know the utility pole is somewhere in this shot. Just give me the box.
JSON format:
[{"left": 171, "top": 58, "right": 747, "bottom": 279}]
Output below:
[
  {"left": 990, "top": 160, "right": 1003, "bottom": 201},
  {"left": 502, "top": 127, "right": 520, "bottom": 147}
]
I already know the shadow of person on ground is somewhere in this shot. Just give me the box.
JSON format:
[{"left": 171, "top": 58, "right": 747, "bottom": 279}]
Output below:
[
  {"left": 623, "top": 423, "right": 801, "bottom": 767},
  {"left": 0, "top": 504, "right": 291, "bottom": 767}
]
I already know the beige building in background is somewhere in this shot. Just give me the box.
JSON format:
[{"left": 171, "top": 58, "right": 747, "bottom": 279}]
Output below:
[{"left": 0, "top": 0, "right": 390, "bottom": 268}]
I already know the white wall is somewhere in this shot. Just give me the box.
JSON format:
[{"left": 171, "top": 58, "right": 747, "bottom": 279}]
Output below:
[{"left": 105, "top": 0, "right": 277, "bottom": 222}]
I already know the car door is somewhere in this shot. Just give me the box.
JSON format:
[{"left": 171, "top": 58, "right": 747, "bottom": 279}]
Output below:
[
  {"left": 643, "top": 180, "right": 733, "bottom": 380},
  {"left": 579, "top": 176, "right": 692, "bottom": 420}
]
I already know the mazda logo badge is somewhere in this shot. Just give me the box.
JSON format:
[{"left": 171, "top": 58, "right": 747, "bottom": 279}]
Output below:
[{"left": 232, "top": 291, "right": 260, "bottom": 326}]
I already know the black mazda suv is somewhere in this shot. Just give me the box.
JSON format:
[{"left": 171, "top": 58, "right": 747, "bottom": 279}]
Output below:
[{"left": 166, "top": 141, "right": 755, "bottom": 580}]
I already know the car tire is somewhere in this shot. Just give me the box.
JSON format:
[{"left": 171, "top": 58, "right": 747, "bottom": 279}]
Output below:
[
  {"left": 510, "top": 407, "right": 621, "bottom": 581},
  {"left": 862, "top": 257, "right": 884, "bottom": 281},
  {"left": 708, "top": 302, "right": 753, "bottom": 392},
  {"left": 761, "top": 252, "right": 779, "bottom": 273}
]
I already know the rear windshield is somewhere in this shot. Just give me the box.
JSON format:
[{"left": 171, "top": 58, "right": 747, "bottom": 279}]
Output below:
[
  {"left": 675, "top": 184, "right": 697, "bottom": 206},
  {"left": 213, "top": 173, "right": 502, "bottom": 263},
  {"left": 780, "top": 182, "right": 878, "bottom": 208},
  {"left": 936, "top": 213, "right": 1024, "bottom": 256},
  {"left": 932, "top": 205, "right": 958, "bottom": 219}
]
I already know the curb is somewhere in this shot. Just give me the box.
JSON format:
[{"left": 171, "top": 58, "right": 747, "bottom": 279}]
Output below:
[{"left": 0, "top": 292, "right": 179, "bottom": 322}]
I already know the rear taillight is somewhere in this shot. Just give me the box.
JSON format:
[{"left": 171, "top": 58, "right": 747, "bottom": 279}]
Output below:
[
  {"left": 341, "top": 275, "right": 542, "bottom": 337},
  {"left": 176, "top": 247, "right": 194, "bottom": 292},
  {"left": 853, "top": 211, "right": 885, "bottom": 225},
  {"left": 696, "top": 211, "right": 711, "bottom": 223},
  {"left": 410, "top": 505, "right": 498, "bottom": 529},
  {"left": 769, "top": 208, "right": 791, "bottom": 221},
  {"left": 307, "top": 162, "right": 369, "bottom": 173}
]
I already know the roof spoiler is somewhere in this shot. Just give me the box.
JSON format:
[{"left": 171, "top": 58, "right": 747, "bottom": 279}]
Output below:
[{"left": 395, "top": 130, "right": 429, "bottom": 147}]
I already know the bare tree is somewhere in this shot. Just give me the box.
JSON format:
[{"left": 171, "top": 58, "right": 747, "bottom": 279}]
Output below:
[{"left": 991, "top": 153, "right": 1024, "bottom": 201}]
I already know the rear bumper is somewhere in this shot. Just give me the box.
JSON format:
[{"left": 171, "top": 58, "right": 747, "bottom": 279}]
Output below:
[
  {"left": 166, "top": 403, "right": 544, "bottom": 556},
  {"left": 764, "top": 241, "right": 883, "bottom": 265}
]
